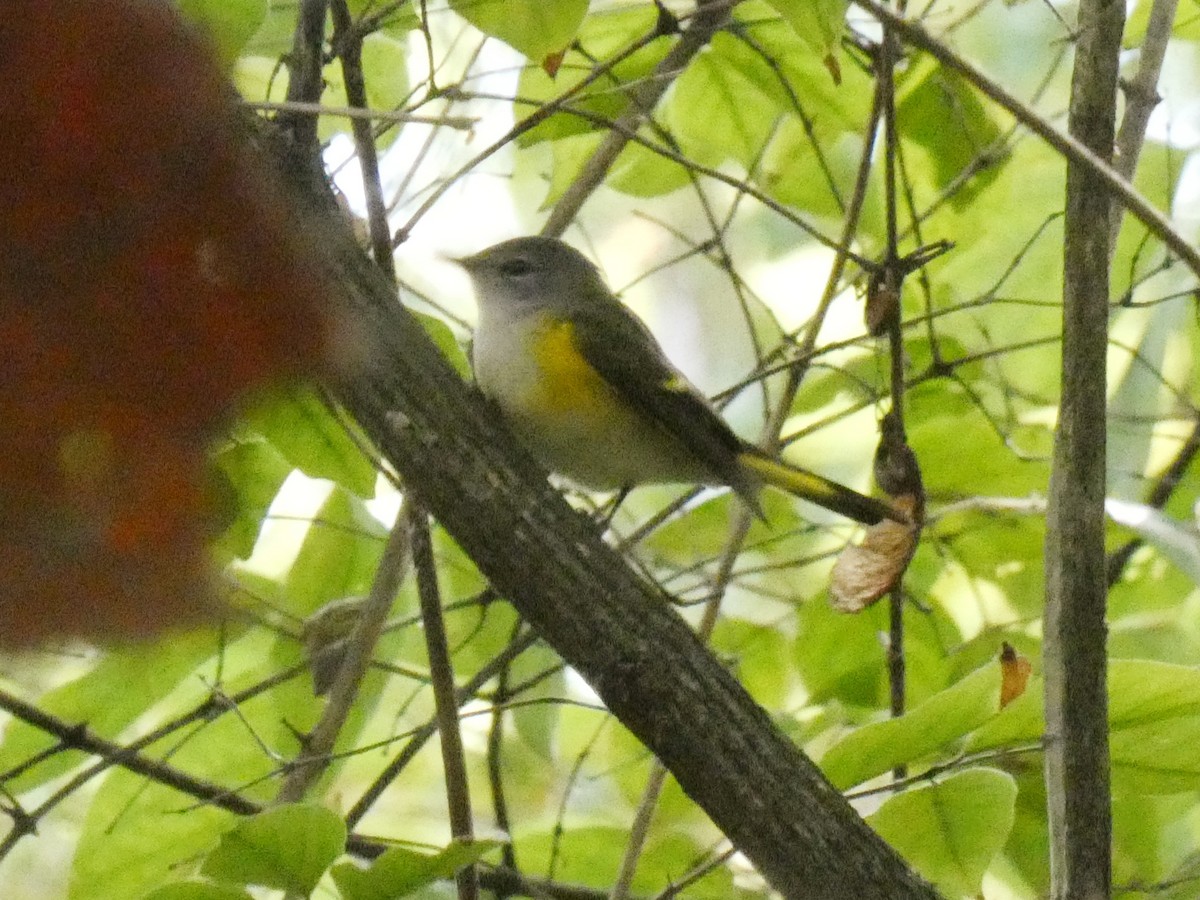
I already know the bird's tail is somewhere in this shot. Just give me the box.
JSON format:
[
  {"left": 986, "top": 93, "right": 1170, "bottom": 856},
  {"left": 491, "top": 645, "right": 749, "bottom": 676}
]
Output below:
[{"left": 737, "top": 451, "right": 905, "bottom": 526}]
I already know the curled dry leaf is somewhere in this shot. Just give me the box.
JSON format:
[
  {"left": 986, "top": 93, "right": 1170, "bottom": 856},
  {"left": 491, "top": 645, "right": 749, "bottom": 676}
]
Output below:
[
  {"left": 0, "top": 0, "right": 334, "bottom": 642},
  {"left": 830, "top": 494, "right": 922, "bottom": 612},
  {"left": 865, "top": 270, "right": 901, "bottom": 337},
  {"left": 541, "top": 49, "right": 567, "bottom": 78},
  {"left": 999, "top": 641, "right": 1033, "bottom": 708}
]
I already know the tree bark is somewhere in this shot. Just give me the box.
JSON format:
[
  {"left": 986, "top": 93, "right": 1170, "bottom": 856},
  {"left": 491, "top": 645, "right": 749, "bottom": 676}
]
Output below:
[{"left": 1044, "top": 0, "right": 1124, "bottom": 895}]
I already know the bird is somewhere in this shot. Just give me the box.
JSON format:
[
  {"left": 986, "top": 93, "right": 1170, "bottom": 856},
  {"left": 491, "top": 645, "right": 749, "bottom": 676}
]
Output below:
[{"left": 457, "top": 236, "right": 900, "bottom": 526}]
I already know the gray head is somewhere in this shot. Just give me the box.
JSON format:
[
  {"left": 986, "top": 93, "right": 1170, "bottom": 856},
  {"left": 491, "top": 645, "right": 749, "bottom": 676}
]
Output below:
[{"left": 455, "top": 237, "right": 611, "bottom": 314}]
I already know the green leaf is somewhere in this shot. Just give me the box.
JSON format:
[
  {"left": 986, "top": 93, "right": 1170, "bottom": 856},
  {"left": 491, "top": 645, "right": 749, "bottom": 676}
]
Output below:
[
  {"left": 415, "top": 310, "right": 471, "bottom": 379},
  {"left": 450, "top": 0, "right": 587, "bottom": 61},
  {"left": 243, "top": 2, "right": 301, "bottom": 57},
  {"left": 896, "top": 58, "right": 1004, "bottom": 210},
  {"left": 232, "top": 54, "right": 289, "bottom": 105},
  {"left": 1124, "top": 0, "right": 1200, "bottom": 46},
  {"left": 508, "top": 643, "right": 565, "bottom": 759},
  {"left": 794, "top": 596, "right": 886, "bottom": 707},
  {"left": 907, "top": 383, "right": 1051, "bottom": 501},
  {"left": 820, "top": 657, "right": 1002, "bottom": 789},
  {"left": 345, "top": 0, "right": 420, "bottom": 36},
  {"left": 176, "top": 0, "right": 268, "bottom": 66},
  {"left": 733, "top": 3, "right": 873, "bottom": 125},
  {"left": 238, "top": 389, "right": 376, "bottom": 497},
  {"left": 929, "top": 136, "right": 1065, "bottom": 314},
  {"left": 969, "top": 660, "right": 1200, "bottom": 793},
  {"left": 607, "top": 135, "right": 694, "bottom": 197},
  {"left": 515, "top": 826, "right": 721, "bottom": 894},
  {"left": 515, "top": 7, "right": 669, "bottom": 147},
  {"left": 360, "top": 33, "right": 410, "bottom": 111},
  {"left": 539, "top": 131, "right": 604, "bottom": 208},
  {"left": 761, "top": 119, "right": 882, "bottom": 231},
  {"left": 763, "top": 0, "right": 848, "bottom": 55},
  {"left": 201, "top": 803, "right": 346, "bottom": 894},
  {"left": 71, "top": 787, "right": 238, "bottom": 900},
  {"left": 66, "top": 626, "right": 328, "bottom": 900},
  {"left": 278, "top": 482, "right": 388, "bottom": 616},
  {"left": 142, "top": 879, "right": 254, "bottom": 900},
  {"left": 538, "top": 128, "right": 691, "bottom": 205},
  {"left": 319, "top": 33, "right": 410, "bottom": 148},
  {"left": 667, "top": 34, "right": 780, "bottom": 168},
  {"left": 867, "top": 768, "right": 1017, "bottom": 898},
  {"left": 0, "top": 633, "right": 219, "bottom": 793},
  {"left": 331, "top": 839, "right": 501, "bottom": 900},
  {"left": 210, "top": 436, "right": 293, "bottom": 560}
]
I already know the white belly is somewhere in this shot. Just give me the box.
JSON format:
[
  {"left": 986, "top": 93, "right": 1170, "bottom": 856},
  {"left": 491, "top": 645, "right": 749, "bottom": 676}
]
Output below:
[{"left": 473, "top": 311, "right": 707, "bottom": 489}]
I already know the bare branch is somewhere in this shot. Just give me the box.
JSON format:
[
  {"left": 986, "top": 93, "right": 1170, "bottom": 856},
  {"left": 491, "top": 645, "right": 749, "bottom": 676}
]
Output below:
[{"left": 1044, "top": 0, "right": 1125, "bottom": 893}]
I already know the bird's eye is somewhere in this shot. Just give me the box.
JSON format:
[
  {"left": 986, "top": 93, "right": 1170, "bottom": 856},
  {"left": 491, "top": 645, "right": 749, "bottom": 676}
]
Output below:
[{"left": 498, "top": 257, "right": 533, "bottom": 277}]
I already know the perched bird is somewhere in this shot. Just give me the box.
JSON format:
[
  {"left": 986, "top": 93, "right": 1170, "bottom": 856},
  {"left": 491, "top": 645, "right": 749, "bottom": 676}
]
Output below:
[{"left": 458, "top": 237, "right": 899, "bottom": 525}]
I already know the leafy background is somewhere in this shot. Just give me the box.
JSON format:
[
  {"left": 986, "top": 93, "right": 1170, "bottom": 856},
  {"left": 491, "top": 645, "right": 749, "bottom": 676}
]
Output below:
[{"left": 3, "top": 0, "right": 1200, "bottom": 898}]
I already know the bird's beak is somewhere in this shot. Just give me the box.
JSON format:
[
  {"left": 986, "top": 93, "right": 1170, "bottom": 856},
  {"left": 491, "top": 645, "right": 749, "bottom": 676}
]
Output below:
[{"left": 440, "top": 250, "right": 477, "bottom": 270}]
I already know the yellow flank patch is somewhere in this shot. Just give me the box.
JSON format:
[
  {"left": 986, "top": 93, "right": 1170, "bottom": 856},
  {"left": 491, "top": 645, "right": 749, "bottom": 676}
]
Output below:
[{"left": 530, "top": 318, "right": 621, "bottom": 416}]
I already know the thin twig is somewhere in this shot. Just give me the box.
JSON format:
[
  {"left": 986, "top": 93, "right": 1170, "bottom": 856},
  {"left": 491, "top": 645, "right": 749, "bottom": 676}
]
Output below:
[
  {"left": 0, "top": 689, "right": 262, "bottom": 863},
  {"left": 853, "top": 0, "right": 1200, "bottom": 281},
  {"left": 330, "top": 0, "right": 396, "bottom": 279},
  {"left": 541, "top": 0, "right": 734, "bottom": 237},
  {"left": 244, "top": 100, "right": 476, "bottom": 128},
  {"left": 877, "top": 20, "right": 909, "bottom": 760},
  {"left": 610, "top": 764, "right": 669, "bottom": 900},
  {"left": 486, "top": 624, "right": 521, "bottom": 881},
  {"left": 275, "top": 505, "right": 412, "bottom": 803},
  {"left": 410, "top": 503, "right": 478, "bottom": 900},
  {"left": 346, "top": 628, "right": 539, "bottom": 828},
  {"left": 1109, "top": 0, "right": 1180, "bottom": 250}
]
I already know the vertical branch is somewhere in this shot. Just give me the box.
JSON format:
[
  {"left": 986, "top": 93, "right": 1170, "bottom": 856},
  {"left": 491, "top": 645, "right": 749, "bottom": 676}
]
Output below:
[
  {"left": 1108, "top": 0, "right": 1179, "bottom": 251},
  {"left": 410, "top": 503, "right": 478, "bottom": 900},
  {"left": 877, "top": 10, "right": 910, "bottom": 748},
  {"left": 280, "top": 0, "right": 330, "bottom": 149},
  {"left": 331, "top": 0, "right": 396, "bottom": 279},
  {"left": 485, "top": 625, "right": 520, "bottom": 880},
  {"left": 1044, "top": 0, "right": 1125, "bottom": 895}
]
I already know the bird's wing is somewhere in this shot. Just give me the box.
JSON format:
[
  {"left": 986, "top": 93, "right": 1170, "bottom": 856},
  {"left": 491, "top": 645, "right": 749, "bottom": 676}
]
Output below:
[{"left": 569, "top": 303, "right": 757, "bottom": 498}]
